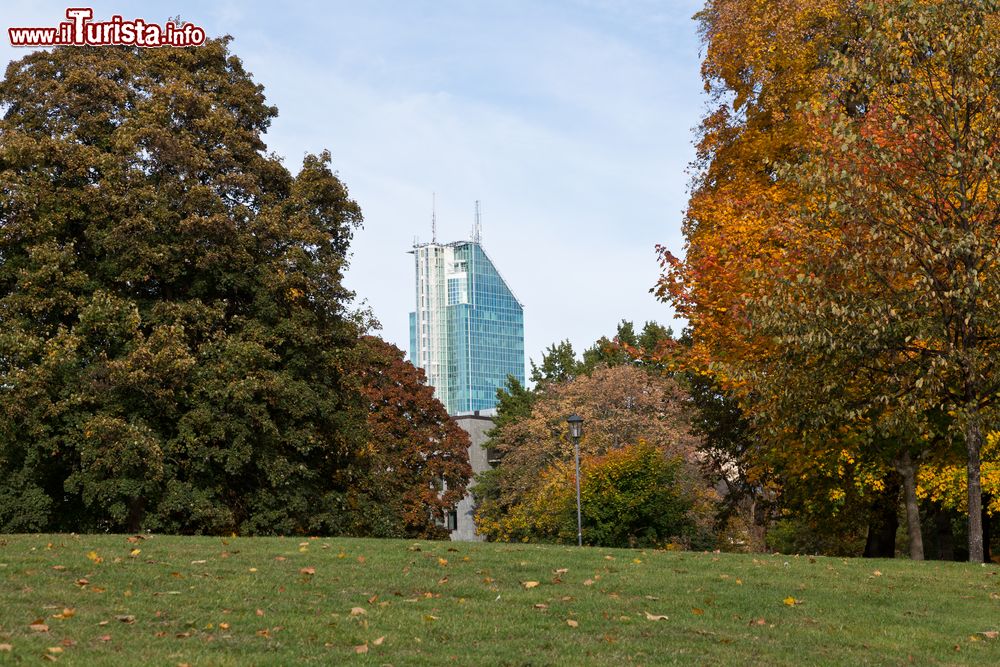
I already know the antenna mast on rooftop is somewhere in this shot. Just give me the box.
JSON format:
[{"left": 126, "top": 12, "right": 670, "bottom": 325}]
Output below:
[
  {"left": 431, "top": 192, "right": 437, "bottom": 243},
  {"left": 473, "top": 200, "right": 482, "bottom": 244}
]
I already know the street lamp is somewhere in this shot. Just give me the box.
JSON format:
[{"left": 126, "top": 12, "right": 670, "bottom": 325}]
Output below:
[{"left": 566, "top": 414, "right": 584, "bottom": 547}]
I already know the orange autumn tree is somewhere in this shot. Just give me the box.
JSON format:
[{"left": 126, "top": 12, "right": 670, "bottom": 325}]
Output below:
[
  {"left": 753, "top": 0, "right": 1000, "bottom": 562},
  {"left": 663, "top": 0, "right": 1000, "bottom": 560},
  {"left": 473, "top": 364, "right": 713, "bottom": 545},
  {"left": 354, "top": 336, "right": 471, "bottom": 538},
  {"left": 656, "top": 0, "right": 902, "bottom": 552}
]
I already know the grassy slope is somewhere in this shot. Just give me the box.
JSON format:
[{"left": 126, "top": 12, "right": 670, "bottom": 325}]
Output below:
[{"left": 1, "top": 534, "right": 999, "bottom": 665}]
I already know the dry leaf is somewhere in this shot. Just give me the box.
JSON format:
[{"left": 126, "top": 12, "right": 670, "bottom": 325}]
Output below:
[
  {"left": 751, "top": 618, "right": 767, "bottom": 626},
  {"left": 349, "top": 607, "right": 366, "bottom": 617},
  {"left": 354, "top": 644, "right": 368, "bottom": 654},
  {"left": 373, "top": 635, "right": 385, "bottom": 646},
  {"left": 522, "top": 581, "right": 540, "bottom": 589},
  {"left": 583, "top": 579, "right": 594, "bottom": 586},
  {"left": 645, "top": 611, "right": 668, "bottom": 621},
  {"left": 566, "top": 619, "right": 579, "bottom": 628},
  {"left": 116, "top": 615, "right": 135, "bottom": 624},
  {"left": 783, "top": 597, "right": 800, "bottom": 607},
  {"left": 30, "top": 621, "right": 49, "bottom": 633},
  {"left": 534, "top": 603, "right": 549, "bottom": 610},
  {"left": 357, "top": 556, "right": 366, "bottom": 564},
  {"left": 299, "top": 567, "right": 315, "bottom": 575},
  {"left": 873, "top": 570, "right": 882, "bottom": 577},
  {"left": 51, "top": 565, "right": 66, "bottom": 571},
  {"left": 191, "top": 560, "right": 207, "bottom": 564},
  {"left": 437, "top": 558, "right": 448, "bottom": 567},
  {"left": 219, "top": 622, "right": 230, "bottom": 630},
  {"left": 423, "top": 615, "right": 438, "bottom": 621},
  {"left": 46, "top": 647, "right": 63, "bottom": 654},
  {"left": 555, "top": 568, "right": 568, "bottom": 575},
  {"left": 86, "top": 551, "right": 102, "bottom": 564},
  {"left": 0, "top": 644, "right": 11, "bottom": 652},
  {"left": 129, "top": 549, "right": 141, "bottom": 557},
  {"left": 256, "top": 608, "right": 265, "bottom": 617},
  {"left": 98, "top": 634, "right": 111, "bottom": 642},
  {"left": 979, "top": 631, "right": 1000, "bottom": 640},
  {"left": 692, "top": 608, "right": 704, "bottom": 616}
]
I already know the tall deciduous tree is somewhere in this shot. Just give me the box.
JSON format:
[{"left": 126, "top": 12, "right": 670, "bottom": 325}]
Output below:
[
  {"left": 759, "top": 0, "right": 1000, "bottom": 562},
  {"left": 0, "top": 41, "right": 367, "bottom": 534},
  {"left": 353, "top": 336, "right": 471, "bottom": 539},
  {"left": 474, "top": 364, "right": 711, "bottom": 541}
]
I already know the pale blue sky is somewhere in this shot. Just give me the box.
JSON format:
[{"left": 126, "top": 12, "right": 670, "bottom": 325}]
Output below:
[{"left": 3, "top": 1, "right": 706, "bottom": 372}]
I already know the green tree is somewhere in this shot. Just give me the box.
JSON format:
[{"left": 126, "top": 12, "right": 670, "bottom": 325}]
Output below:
[
  {"left": 529, "top": 340, "right": 582, "bottom": 387},
  {"left": 0, "top": 41, "right": 367, "bottom": 534}
]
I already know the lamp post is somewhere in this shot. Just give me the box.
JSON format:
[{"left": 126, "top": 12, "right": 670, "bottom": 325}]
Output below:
[{"left": 567, "top": 414, "right": 584, "bottom": 547}]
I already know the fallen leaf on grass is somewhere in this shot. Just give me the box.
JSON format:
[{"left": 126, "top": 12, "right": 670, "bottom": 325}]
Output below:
[
  {"left": 437, "top": 558, "right": 448, "bottom": 567},
  {"left": 354, "top": 644, "right": 368, "bottom": 654},
  {"left": 373, "top": 636, "right": 385, "bottom": 646},
  {"left": 423, "top": 615, "right": 438, "bottom": 622},
  {"left": 300, "top": 567, "right": 315, "bottom": 575},
  {"left": 534, "top": 604, "right": 549, "bottom": 610},
  {"left": 979, "top": 631, "right": 1000, "bottom": 640},
  {"left": 645, "top": 612, "right": 668, "bottom": 621},
  {"left": 256, "top": 609, "right": 265, "bottom": 617},
  {"left": 566, "top": 619, "right": 579, "bottom": 628},
  {"left": 357, "top": 556, "right": 366, "bottom": 564},
  {"left": 129, "top": 548, "right": 141, "bottom": 557},
  {"left": 691, "top": 608, "right": 704, "bottom": 616},
  {"left": 29, "top": 621, "right": 49, "bottom": 632},
  {"left": 0, "top": 644, "right": 12, "bottom": 651},
  {"left": 191, "top": 560, "right": 207, "bottom": 564},
  {"left": 75, "top": 578, "right": 89, "bottom": 587},
  {"left": 86, "top": 551, "right": 103, "bottom": 564},
  {"left": 52, "top": 608, "right": 75, "bottom": 619},
  {"left": 51, "top": 565, "right": 66, "bottom": 571},
  {"left": 219, "top": 622, "right": 230, "bottom": 630},
  {"left": 97, "top": 634, "right": 111, "bottom": 642},
  {"left": 46, "top": 647, "right": 63, "bottom": 654},
  {"left": 522, "top": 581, "right": 539, "bottom": 589},
  {"left": 783, "top": 597, "right": 801, "bottom": 607},
  {"left": 554, "top": 568, "right": 568, "bottom": 575},
  {"left": 583, "top": 579, "right": 594, "bottom": 586},
  {"left": 349, "top": 607, "right": 366, "bottom": 617},
  {"left": 750, "top": 618, "right": 767, "bottom": 626},
  {"left": 873, "top": 570, "right": 882, "bottom": 577},
  {"left": 116, "top": 615, "right": 135, "bottom": 624}
]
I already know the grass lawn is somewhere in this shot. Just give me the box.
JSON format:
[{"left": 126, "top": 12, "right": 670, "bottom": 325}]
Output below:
[{"left": 1, "top": 534, "right": 1000, "bottom": 665}]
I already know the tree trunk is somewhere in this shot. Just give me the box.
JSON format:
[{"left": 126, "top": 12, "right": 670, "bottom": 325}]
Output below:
[
  {"left": 983, "top": 496, "right": 992, "bottom": 563},
  {"left": 935, "top": 507, "right": 955, "bottom": 561},
  {"left": 864, "top": 474, "right": 899, "bottom": 558},
  {"left": 894, "top": 450, "right": 924, "bottom": 560},
  {"left": 967, "top": 416, "right": 984, "bottom": 563},
  {"left": 126, "top": 496, "right": 146, "bottom": 534}
]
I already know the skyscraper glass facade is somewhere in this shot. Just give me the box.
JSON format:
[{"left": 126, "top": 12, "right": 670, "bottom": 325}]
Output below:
[{"left": 410, "top": 240, "right": 524, "bottom": 415}]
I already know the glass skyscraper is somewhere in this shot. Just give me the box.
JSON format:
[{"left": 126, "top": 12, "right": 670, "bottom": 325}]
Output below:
[{"left": 409, "top": 239, "right": 525, "bottom": 415}]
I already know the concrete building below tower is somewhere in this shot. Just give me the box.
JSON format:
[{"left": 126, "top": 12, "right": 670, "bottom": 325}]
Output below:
[{"left": 449, "top": 411, "right": 495, "bottom": 541}]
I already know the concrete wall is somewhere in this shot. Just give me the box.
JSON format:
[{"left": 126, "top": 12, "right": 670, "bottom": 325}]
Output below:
[{"left": 450, "top": 414, "right": 494, "bottom": 541}]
